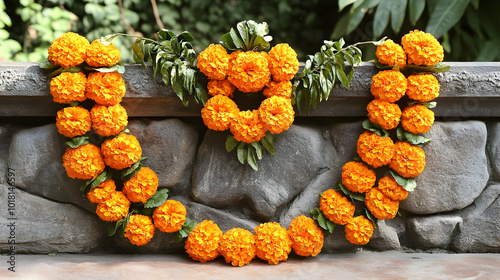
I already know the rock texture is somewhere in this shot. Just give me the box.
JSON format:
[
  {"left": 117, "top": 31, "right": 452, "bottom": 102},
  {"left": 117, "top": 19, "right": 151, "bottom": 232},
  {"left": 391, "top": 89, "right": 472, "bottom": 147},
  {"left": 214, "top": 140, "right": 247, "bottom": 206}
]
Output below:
[
  {"left": 488, "top": 122, "right": 500, "bottom": 180},
  {"left": 407, "top": 215, "right": 462, "bottom": 250}
]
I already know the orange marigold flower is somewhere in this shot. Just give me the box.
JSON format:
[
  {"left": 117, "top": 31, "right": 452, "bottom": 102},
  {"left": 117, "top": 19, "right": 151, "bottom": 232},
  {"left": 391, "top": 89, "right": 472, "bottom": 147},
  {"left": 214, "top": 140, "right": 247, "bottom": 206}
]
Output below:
[
  {"left": 371, "top": 70, "right": 407, "bottom": 102},
  {"left": 62, "top": 143, "right": 105, "bottom": 180},
  {"left": 367, "top": 99, "right": 401, "bottom": 130},
  {"left": 268, "top": 43, "right": 300, "bottom": 81},
  {"left": 287, "top": 215, "right": 324, "bottom": 257},
  {"left": 258, "top": 96, "right": 294, "bottom": 134},
  {"left": 402, "top": 30, "right": 444, "bottom": 66},
  {"left": 201, "top": 95, "right": 239, "bottom": 131},
  {"left": 123, "top": 167, "right": 159, "bottom": 203},
  {"left": 101, "top": 133, "right": 142, "bottom": 170},
  {"left": 207, "top": 79, "right": 235, "bottom": 98},
  {"left": 50, "top": 72, "right": 87, "bottom": 104},
  {"left": 90, "top": 104, "right": 128, "bottom": 137},
  {"left": 228, "top": 51, "right": 271, "bottom": 93},
  {"left": 219, "top": 228, "right": 256, "bottom": 267},
  {"left": 319, "top": 189, "right": 355, "bottom": 225},
  {"left": 56, "top": 106, "right": 92, "bottom": 138},
  {"left": 48, "top": 32, "right": 89, "bottom": 68},
  {"left": 377, "top": 175, "right": 409, "bottom": 201},
  {"left": 345, "top": 216, "right": 375, "bottom": 245},
  {"left": 356, "top": 131, "right": 395, "bottom": 168},
  {"left": 153, "top": 199, "right": 187, "bottom": 233},
  {"left": 86, "top": 71, "right": 126, "bottom": 106},
  {"left": 365, "top": 187, "right": 399, "bottom": 220},
  {"left": 87, "top": 179, "right": 116, "bottom": 204},
  {"left": 85, "top": 39, "right": 121, "bottom": 67},
  {"left": 230, "top": 110, "right": 267, "bottom": 143},
  {"left": 401, "top": 104, "right": 435, "bottom": 134},
  {"left": 124, "top": 214, "right": 155, "bottom": 246},
  {"left": 262, "top": 80, "right": 292, "bottom": 99},
  {"left": 390, "top": 141, "right": 426, "bottom": 178},
  {"left": 376, "top": 39, "right": 406, "bottom": 69},
  {"left": 96, "top": 191, "right": 130, "bottom": 222},
  {"left": 197, "top": 44, "right": 230, "bottom": 80},
  {"left": 185, "top": 220, "right": 223, "bottom": 263},
  {"left": 254, "top": 222, "right": 292, "bottom": 265},
  {"left": 341, "top": 161, "right": 376, "bottom": 193},
  {"left": 406, "top": 74, "right": 440, "bottom": 102},
  {"left": 228, "top": 50, "right": 242, "bottom": 65}
]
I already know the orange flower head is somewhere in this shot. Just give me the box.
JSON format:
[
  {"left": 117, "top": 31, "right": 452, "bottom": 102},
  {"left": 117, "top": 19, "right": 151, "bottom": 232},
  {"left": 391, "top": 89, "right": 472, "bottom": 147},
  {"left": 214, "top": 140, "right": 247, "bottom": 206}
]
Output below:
[
  {"left": 258, "top": 96, "right": 294, "bottom": 134},
  {"left": 201, "top": 95, "right": 239, "bottom": 131},
  {"left": 50, "top": 72, "right": 87, "bottom": 104},
  {"left": 228, "top": 51, "right": 271, "bottom": 93},
  {"left": 62, "top": 143, "right": 105, "bottom": 180},
  {"left": 345, "top": 216, "right": 375, "bottom": 245},
  {"left": 262, "top": 80, "right": 292, "bottom": 99},
  {"left": 153, "top": 199, "right": 187, "bottom": 233},
  {"left": 390, "top": 141, "right": 426, "bottom": 178},
  {"left": 207, "top": 79, "right": 236, "bottom": 98},
  {"left": 123, "top": 167, "right": 159, "bottom": 203},
  {"left": 96, "top": 191, "right": 131, "bottom": 222},
  {"left": 56, "top": 106, "right": 92, "bottom": 138},
  {"left": 406, "top": 74, "right": 440, "bottom": 102},
  {"left": 319, "top": 189, "right": 355, "bottom": 225},
  {"left": 254, "top": 222, "right": 292, "bottom": 265},
  {"left": 85, "top": 39, "right": 121, "bottom": 67},
  {"left": 376, "top": 39, "right": 406, "bottom": 69},
  {"left": 268, "top": 43, "right": 300, "bottom": 81},
  {"left": 287, "top": 215, "right": 324, "bottom": 257},
  {"left": 377, "top": 175, "right": 409, "bottom": 201},
  {"left": 365, "top": 187, "right": 399, "bottom": 220},
  {"left": 48, "top": 32, "right": 89, "bottom": 68},
  {"left": 228, "top": 50, "right": 242, "bottom": 65},
  {"left": 197, "top": 44, "right": 230, "bottom": 80},
  {"left": 87, "top": 179, "right": 116, "bottom": 204},
  {"left": 341, "top": 161, "right": 376, "bottom": 193},
  {"left": 367, "top": 99, "right": 401, "bottom": 130},
  {"left": 101, "top": 133, "right": 142, "bottom": 170},
  {"left": 356, "top": 131, "right": 395, "bottom": 168},
  {"left": 185, "top": 220, "right": 223, "bottom": 263},
  {"left": 401, "top": 104, "right": 435, "bottom": 134},
  {"left": 124, "top": 214, "right": 155, "bottom": 246},
  {"left": 402, "top": 30, "right": 444, "bottom": 66},
  {"left": 90, "top": 104, "right": 128, "bottom": 137},
  {"left": 371, "top": 70, "right": 407, "bottom": 102},
  {"left": 230, "top": 110, "right": 267, "bottom": 143},
  {"left": 86, "top": 71, "right": 126, "bottom": 106},
  {"left": 219, "top": 228, "right": 256, "bottom": 267}
]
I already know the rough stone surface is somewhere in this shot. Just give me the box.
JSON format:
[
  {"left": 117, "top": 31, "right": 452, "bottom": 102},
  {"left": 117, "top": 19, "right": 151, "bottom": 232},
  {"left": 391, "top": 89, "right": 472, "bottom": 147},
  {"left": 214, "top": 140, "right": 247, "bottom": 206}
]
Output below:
[
  {"left": 367, "top": 220, "right": 402, "bottom": 251},
  {"left": 401, "top": 121, "right": 489, "bottom": 214},
  {"left": 0, "top": 124, "right": 14, "bottom": 185},
  {"left": 488, "top": 122, "right": 500, "bottom": 180},
  {"left": 407, "top": 215, "right": 462, "bottom": 250}
]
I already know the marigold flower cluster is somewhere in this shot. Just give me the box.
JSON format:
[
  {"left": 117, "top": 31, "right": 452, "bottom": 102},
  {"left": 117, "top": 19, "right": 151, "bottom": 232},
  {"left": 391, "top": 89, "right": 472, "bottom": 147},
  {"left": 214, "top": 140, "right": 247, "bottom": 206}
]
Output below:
[
  {"left": 390, "top": 141, "right": 426, "bottom": 178},
  {"left": 356, "top": 131, "right": 395, "bottom": 168},
  {"left": 207, "top": 79, "right": 235, "bottom": 98},
  {"left": 319, "top": 189, "right": 355, "bottom": 225},
  {"left": 263, "top": 80, "right": 292, "bottom": 99},
  {"left": 197, "top": 44, "right": 230, "bottom": 80},
  {"left": 62, "top": 143, "right": 106, "bottom": 180},
  {"left": 201, "top": 95, "right": 239, "bottom": 131},
  {"left": 101, "top": 133, "right": 142, "bottom": 170},
  {"left": 50, "top": 72, "right": 88, "bottom": 104},
  {"left": 365, "top": 187, "right": 399, "bottom": 220},
  {"left": 230, "top": 110, "right": 267, "bottom": 143},
  {"left": 402, "top": 30, "right": 444, "bottom": 66},
  {"left": 228, "top": 51, "right": 271, "bottom": 93},
  {"left": 341, "top": 161, "right": 376, "bottom": 193},
  {"left": 96, "top": 191, "right": 131, "bottom": 222},
  {"left": 258, "top": 96, "right": 294, "bottom": 134},
  {"left": 377, "top": 176, "right": 409, "bottom": 201},
  {"left": 375, "top": 39, "right": 406, "bottom": 69},
  {"left": 406, "top": 74, "right": 440, "bottom": 102},
  {"left": 367, "top": 99, "right": 401, "bottom": 130},
  {"left": 48, "top": 32, "right": 89, "bottom": 68},
  {"left": 123, "top": 167, "right": 159, "bottom": 203},
  {"left": 287, "top": 215, "right": 324, "bottom": 257},
  {"left": 254, "top": 222, "right": 292, "bottom": 265},
  {"left": 267, "top": 43, "right": 300, "bottom": 81},
  {"left": 185, "top": 220, "right": 223, "bottom": 263},
  {"left": 86, "top": 39, "right": 121, "bottom": 67},
  {"left": 87, "top": 179, "right": 116, "bottom": 204},
  {"left": 86, "top": 71, "right": 126, "bottom": 106},
  {"left": 124, "top": 214, "right": 156, "bottom": 246},
  {"left": 401, "top": 104, "right": 435, "bottom": 134},
  {"left": 344, "top": 216, "right": 375, "bottom": 245},
  {"left": 56, "top": 106, "right": 92, "bottom": 138},
  {"left": 371, "top": 70, "right": 407, "bottom": 102},
  {"left": 153, "top": 200, "right": 187, "bottom": 233},
  {"left": 219, "top": 228, "right": 256, "bottom": 267},
  {"left": 90, "top": 104, "right": 128, "bottom": 137}
]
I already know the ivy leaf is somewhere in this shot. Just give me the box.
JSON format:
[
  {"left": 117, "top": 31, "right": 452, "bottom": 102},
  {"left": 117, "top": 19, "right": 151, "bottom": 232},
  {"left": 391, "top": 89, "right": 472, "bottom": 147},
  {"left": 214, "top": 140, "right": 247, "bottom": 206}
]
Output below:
[
  {"left": 362, "top": 119, "right": 389, "bottom": 137},
  {"left": 365, "top": 208, "right": 378, "bottom": 228},
  {"left": 174, "top": 218, "right": 197, "bottom": 243},
  {"left": 144, "top": 188, "right": 169, "bottom": 208},
  {"left": 390, "top": 170, "right": 417, "bottom": 191},
  {"left": 309, "top": 208, "right": 335, "bottom": 234},
  {"left": 65, "top": 136, "right": 90, "bottom": 148},
  {"left": 225, "top": 135, "right": 240, "bottom": 152},
  {"left": 121, "top": 157, "right": 147, "bottom": 182}
]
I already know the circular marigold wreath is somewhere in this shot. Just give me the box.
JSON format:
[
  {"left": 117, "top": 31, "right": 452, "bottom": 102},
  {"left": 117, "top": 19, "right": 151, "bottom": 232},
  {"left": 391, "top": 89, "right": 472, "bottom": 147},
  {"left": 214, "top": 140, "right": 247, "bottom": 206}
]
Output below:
[{"left": 43, "top": 22, "right": 448, "bottom": 266}]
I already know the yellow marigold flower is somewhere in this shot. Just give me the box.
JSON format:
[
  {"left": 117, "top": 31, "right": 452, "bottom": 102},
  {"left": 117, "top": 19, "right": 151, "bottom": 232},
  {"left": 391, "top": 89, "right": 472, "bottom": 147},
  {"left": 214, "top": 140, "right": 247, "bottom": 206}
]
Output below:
[
  {"left": 48, "top": 32, "right": 89, "bottom": 68},
  {"left": 87, "top": 179, "right": 116, "bottom": 204},
  {"left": 406, "top": 74, "right": 440, "bottom": 102},
  {"left": 377, "top": 176, "right": 409, "bottom": 201},
  {"left": 268, "top": 43, "right": 300, "bottom": 81},
  {"left": 262, "top": 80, "right": 292, "bottom": 99},
  {"left": 86, "top": 71, "right": 126, "bottom": 106},
  {"left": 319, "top": 189, "right": 355, "bottom": 225},
  {"left": 56, "top": 106, "right": 92, "bottom": 138},
  {"left": 85, "top": 39, "right": 121, "bottom": 67},
  {"left": 376, "top": 39, "right": 406, "bottom": 69},
  {"left": 123, "top": 167, "right": 159, "bottom": 203},
  {"left": 258, "top": 96, "right": 294, "bottom": 134},
  {"left": 96, "top": 191, "right": 131, "bottom": 222},
  {"left": 402, "top": 30, "right": 444, "bottom": 66},
  {"left": 341, "top": 161, "right": 376, "bottom": 193},
  {"left": 219, "top": 228, "right": 256, "bottom": 267},
  {"left": 345, "top": 216, "right": 375, "bottom": 245},
  {"left": 230, "top": 110, "right": 267, "bottom": 143},
  {"left": 197, "top": 44, "right": 230, "bottom": 80},
  {"left": 185, "top": 220, "right": 223, "bottom": 263},
  {"left": 90, "top": 104, "right": 128, "bottom": 137},
  {"left": 390, "top": 141, "right": 426, "bottom": 178},
  {"left": 50, "top": 72, "right": 87, "bottom": 104},
  {"left": 356, "top": 131, "right": 395, "bottom": 168},
  {"left": 228, "top": 51, "right": 271, "bottom": 93},
  {"left": 62, "top": 143, "right": 105, "bottom": 180},
  {"left": 207, "top": 79, "right": 235, "bottom": 98},
  {"left": 201, "top": 95, "right": 239, "bottom": 131},
  {"left": 124, "top": 214, "right": 155, "bottom": 246},
  {"left": 367, "top": 99, "right": 401, "bottom": 130},
  {"left": 365, "top": 187, "right": 399, "bottom": 220},
  {"left": 101, "top": 133, "right": 142, "bottom": 170},
  {"left": 254, "top": 222, "right": 292, "bottom": 265},
  {"left": 401, "top": 104, "right": 435, "bottom": 134},
  {"left": 287, "top": 215, "right": 324, "bottom": 257},
  {"left": 153, "top": 199, "right": 187, "bottom": 233},
  {"left": 371, "top": 70, "right": 407, "bottom": 102}
]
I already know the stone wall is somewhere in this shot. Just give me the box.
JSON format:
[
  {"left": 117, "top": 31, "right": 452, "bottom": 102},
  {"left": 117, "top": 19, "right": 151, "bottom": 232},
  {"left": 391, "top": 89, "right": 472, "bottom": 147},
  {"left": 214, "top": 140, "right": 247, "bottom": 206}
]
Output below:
[{"left": 1, "top": 62, "right": 499, "bottom": 254}]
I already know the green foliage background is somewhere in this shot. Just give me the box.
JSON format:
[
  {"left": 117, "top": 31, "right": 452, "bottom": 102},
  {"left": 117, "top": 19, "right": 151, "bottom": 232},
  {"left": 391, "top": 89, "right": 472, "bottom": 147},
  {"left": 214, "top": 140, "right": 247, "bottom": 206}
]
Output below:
[{"left": 1, "top": 0, "right": 499, "bottom": 62}]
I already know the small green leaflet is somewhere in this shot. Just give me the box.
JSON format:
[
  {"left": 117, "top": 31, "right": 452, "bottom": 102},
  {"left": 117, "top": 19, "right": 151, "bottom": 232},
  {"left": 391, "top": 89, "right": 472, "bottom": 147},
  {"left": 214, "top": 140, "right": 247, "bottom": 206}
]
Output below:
[
  {"left": 225, "top": 136, "right": 239, "bottom": 152},
  {"left": 228, "top": 133, "right": 277, "bottom": 171},
  {"left": 362, "top": 119, "right": 389, "bottom": 137},
  {"left": 310, "top": 208, "right": 335, "bottom": 234},
  {"left": 408, "top": 101, "right": 437, "bottom": 109},
  {"left": 80, "top": 169, "right": 113, "bottom": 194},
  {"left": 107, "top": 212, "right": 134, "bottom": 237},
  {"left": 174, "top": 218, "right": 198, "bottom": 243},
  {"left": 65, "top": 136, "right": 90, "bottom": 148},
  {"left": 389, "top": 170, "right": 417, "bottom": 192},
  {"left": 364, "top": 208, "right": 378, "bottom": 229},
  {"left": 337, "top": 182, "right": 366, "bottom": 202},
  {"left": 86, "top": 63, "right": 125, "bottom": 74},
  {"left": 405, "top": 62, "right": 450, "bottom": 73},
  {"left": 144, "top": 189, "right": 169, "bottom": 208},
  {"left": 121, "top": 157, "right": 147, "bottom": 182},
  {"left": 396, "top": 127, "right": 432, "bottom": 147}
]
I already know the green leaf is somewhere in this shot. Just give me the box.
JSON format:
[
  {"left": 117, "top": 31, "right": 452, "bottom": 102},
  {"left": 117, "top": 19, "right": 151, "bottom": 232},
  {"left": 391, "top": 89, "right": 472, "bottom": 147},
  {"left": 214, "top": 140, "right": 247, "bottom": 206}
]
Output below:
[
  {"left": 346, "top": 4, "right": 367, "bottom": 34},
  {"left": 225, "top": 136, "right": 240, "bottom": 152},
  {"left": 174, "top": 218, "right": 197, "bottom": 243},
  {"left": 409, "top": 0, "right": 426, "bottom": 25},
  {"left": 250, "top": 142, "right": 263, "bottom": 160},
  {"left": 338, "top": 182, "right": 366, "bottom": 202},
  {"left": 39, "top": 59, "right": 58, "bottom": 70},
  {"left": 229, "top": 28, "right": 244, "bottom": 50},
  {"left": 391, "top": 0, "right": 407, "bottom": 33},
  {"left": 65, "top": 136, "right": 89, "bottom": 148},
  {"left": 100, "top": 33, "right": 119, "bottom": 46},
  {"left": 365, "top": 208, "right": 378, "bottom": 228},
  {"left": 236, "top": 21, "right": 250, "bottom": 48},
  {"left": 309, "top": 208, "right": 335, "bottom": 234},
  {"left": 144, "top": 188, "right": 169, "bottom": 208},
  {"left": 397, "top": 127, "right": 432, "bottom": 146},
  {"left": 362, "top": 119, "right": 389, "bottom": 137},
  {"left": 426, "top": 0, "right": 470, "bottom": 38},
  {"left": 373, "top": 0, "right": 392, "bottom": 38},
  {"left": 390, "top": 170, "right": 417, "bottom": 191},
  {"left": 405, "top": 62, "right": 450, "bottom": 73},
  {"left": 80, "top": 169, "right": 113, "bottom": 195},
  {"left": 236, "top": 142, "right": 247, "bottom": 164},
  {"left": 107, "top": 215, "right": 129, "bottom": 237},
  {"left": 87, "top": 64, "right": 125, "bottom": 74},
  {"left": 121, "top": 157, "right": 147, "bottom": 182},
  {"left": 339, "top": 0, "right": 357, "bottom": 11},
  {"left": 260, "top": 133, "right": 276, "bottom": 155},
  {"left": 247, "top": 148, "right": 258, "bottom": 171}
]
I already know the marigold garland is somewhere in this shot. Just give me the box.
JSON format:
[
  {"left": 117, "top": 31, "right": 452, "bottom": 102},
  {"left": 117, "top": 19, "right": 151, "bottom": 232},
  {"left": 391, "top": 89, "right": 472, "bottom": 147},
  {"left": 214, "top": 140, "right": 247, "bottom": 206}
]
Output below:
[
  {"left": 62, "top": 143, "right": 106, "bottom": 180},
  {"left": 230, "top": 110, "right": 267, "bottom": 143},
  {"left": 47, "top": 32, "right": 89, "bottom": 68},
  {"left": 344, "top": 216, "right": 375, "bottom": 245},
  {"left": 87, "top": 179, "right": 116, "bottom": 204},
  {"left": 96, "top": 191, "right": 131, "bottom": 222},
  {"left": 365, "top": 187, "right": 399, "bottom": 220},
  {"left": 406, "top": 74, "right": 440, "bottom": 102},
  {"left": 377, "top": 176, "right": 409, "bottom": 201},
  {"left": 201, "top": 95, "right": 240, "bottom": 131},
  {"left": 153, "top": 200, "right": 187, "bottom": 233},
  {"left": 371, "top": 70, "right": 407, "bottom": 102},
  {"left": 375, "top": 39, "right": 406, "bottom": 69},
  {"left": 401, "top": 104, "right": 435, "bottom": 134},
  {"left": 219, "top": 228, "right": 256, "bottom": 267},
  {"left": 50, "top": 72, "right": 87, "bottom": 104},
  {"left": 185, "top": 220, "right": 223, "bottom": 263},
  {"left": 258, "top": 96, "right": 294, "bottom": 134},
  {"left": 122, "top": 167, "right": 159, "bottom": 203},
  {"left": 262, "top": 80, "right": 292, "bottom": 99},
  {"left": 254, "top": 222, "right": 292, "bottom": 265},
  {"left": 287, "top": 215, "right": 324, "bottom": 257},
  {"left": 207, "top": 79, "right": 236, "bottom": 98},
  {"left": 267, "top": 43, "right": 300, "bottom": 82},
  {"left": 402, "top": 30, "right": 444, "bottom": 66},
  {"left": 197, "top": 44, "right": 230, "bottom": 80},
  {"left": 90, "top": 104, "right": 128, "bottom": 137},
  {"left": 390, "top": 141, "right": 426, "bottom": 178},
  {"left": 86, "top": 71, "right": 126, "bottom": 106},
  {"left": 86, "top": 39, "right": 121, "bottom": 67},
  {"left": 341, "top": 161, "right": 376, "bottom": 193},
  {"left": 101, "top": 133, "right": 142, "bottom": 170},
  {"left": 124, "top": 214, "right": 156, "bottom": 246},
  {"left": 366, "top": 99, "right": 401, "bottom": 131},
  {"left": 56, "top": 106, "right": 92, "bottom": 138},
  {"left": 228, "top": 51, "right": 271, "bottom": 93},
  {"left": 319, "top": 189, "right": 355, "bottom": 225},
  {"left": 356, "top": 131, "right": 395, "bottom": 168}
]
